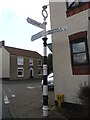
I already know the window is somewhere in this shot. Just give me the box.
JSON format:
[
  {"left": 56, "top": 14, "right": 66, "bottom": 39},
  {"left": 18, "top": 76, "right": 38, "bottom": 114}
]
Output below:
[
  {"left": 70, "top": 40, "right": 89, "bottom": 66},
  {"left": 38, "top": 59, "right": 42, "bottom": 66},
  {"left": 17, "top": 68, "right": 24, "bottom": 77},
  {"left": 29, "top": 58, "right": 33, "bottom": 66},
  {"left": 66, "top": 0, "right": 88, "bottom": 9},
  {"left": 66, "top": 0, "right": 80, "bottom": 9},
  {"left": 38, "top": 68, "right": 42, "bottom": 75},
  {"left": 17, "top": 57, "right": 24, "bottom": 65}
]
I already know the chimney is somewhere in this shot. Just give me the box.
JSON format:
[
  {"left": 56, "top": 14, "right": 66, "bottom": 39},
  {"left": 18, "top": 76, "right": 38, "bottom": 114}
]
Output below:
[{"left": 0, "top": 41, "right": 5, "bottom": 47}]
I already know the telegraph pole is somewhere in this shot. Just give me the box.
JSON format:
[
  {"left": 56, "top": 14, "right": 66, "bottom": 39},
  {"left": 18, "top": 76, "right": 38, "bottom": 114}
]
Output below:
[{"left": 42, "top": 5, "right": 48, "bottom": 117}]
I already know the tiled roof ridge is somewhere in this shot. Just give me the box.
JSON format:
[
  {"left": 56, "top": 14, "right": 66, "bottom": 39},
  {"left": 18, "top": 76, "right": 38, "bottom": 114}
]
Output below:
[
  {"left": 4, "top": 46, "right": 42, "bottom": 58},
  {"left": 5, "top": 46, "right": 34, "bottom": 52}
]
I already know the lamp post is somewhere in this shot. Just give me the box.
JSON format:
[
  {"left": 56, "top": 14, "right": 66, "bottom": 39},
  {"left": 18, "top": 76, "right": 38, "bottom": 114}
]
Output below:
[{"left": 42, "top": 5, "right": 48, "bottom": 117}]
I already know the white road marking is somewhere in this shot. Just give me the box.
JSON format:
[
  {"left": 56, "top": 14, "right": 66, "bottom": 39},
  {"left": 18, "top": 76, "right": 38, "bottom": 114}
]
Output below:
[
  {"left": 4, "top": 96, "right": 10, "bottom": 104},
  {"left": 8, "top": 89, "right": 16, "bottom": 98},
  {"left": 26, "top": 85, "right": 41, "bottom": 89},
  {"left": 11, "top": 95, "right": 16, "bottom": 98},
  {"left": 27, "top": 86, "right": 34, "bottom": 89}
]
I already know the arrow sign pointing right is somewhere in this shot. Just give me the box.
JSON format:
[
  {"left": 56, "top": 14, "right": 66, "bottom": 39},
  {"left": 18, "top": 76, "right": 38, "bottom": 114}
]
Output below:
[
  {"left": 31, "top": 26, "right": 68, "bottom": 41},
  {"left": 46, "top": 26, "right": 68, "bottom": 35}
]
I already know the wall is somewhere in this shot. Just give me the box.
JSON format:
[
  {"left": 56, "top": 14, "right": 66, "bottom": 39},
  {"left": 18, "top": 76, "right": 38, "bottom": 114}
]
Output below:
[
  {"left": 10, "top": 55, "right": 42, "bottom": 80},
  {"left": 1, "top": 47, "right": 10, "bottom": 78},
  {"left": 10, "top": 55, "right": 30, "bottom": 80},
  {"left": 50, "top": 1, "right": 89, "bottom": 103},
  {"left": 0, "top": 48, "right": 2, "bottom": 119},
  {"left": 0, "top": 48, "right": 2, "bottom": 78}
]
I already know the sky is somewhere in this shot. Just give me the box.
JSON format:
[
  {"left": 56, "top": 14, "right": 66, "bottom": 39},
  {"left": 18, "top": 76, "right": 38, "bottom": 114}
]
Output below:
[{"left": 0, "top": 0, "right": 52, "bottom": 56}]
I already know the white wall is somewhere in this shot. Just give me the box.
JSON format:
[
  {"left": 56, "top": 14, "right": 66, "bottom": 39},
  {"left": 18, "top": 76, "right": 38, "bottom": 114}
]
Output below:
[
  {"left": 1, "top": 47, "right": 10, "bottom": 78},
  {"left": 50, "top": 2, "right": 89, "bottom": 103},
  {"left": 0, "top": 78, "right": 2, "bottom": 119},
  {"left": 0, "top": 48, "right": 2, "bottom": 119},
  {"left": 0, "top": 48, "right": 2, "bottom": 78}
]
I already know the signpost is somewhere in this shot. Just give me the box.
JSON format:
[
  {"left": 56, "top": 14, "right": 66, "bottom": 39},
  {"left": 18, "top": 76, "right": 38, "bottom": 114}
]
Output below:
[
  {"left": 46, "top": 26, "right": 68, "bottom": 36},
  {"left": 27, "top": 17, "right": 44, "bottom": 29},
  {"left": 31, "top": 30, "right": 45, "bottom": 41},
  {"left": 31, "top": 26, "right": 67, "bottom": 41},
  {"left": 27, "top": 5, "right": 68, "bottom": 118}
]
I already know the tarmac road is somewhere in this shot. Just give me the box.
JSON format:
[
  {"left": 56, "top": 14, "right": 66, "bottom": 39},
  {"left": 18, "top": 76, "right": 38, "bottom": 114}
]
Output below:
[
  {"left": 2, "top": 79, "right": 67, "bottom": 119},
  {"left": 2, "top": 79, "right": 58, "bottom": 118}
]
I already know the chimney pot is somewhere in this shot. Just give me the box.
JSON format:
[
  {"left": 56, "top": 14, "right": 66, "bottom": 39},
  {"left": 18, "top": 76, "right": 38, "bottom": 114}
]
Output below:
[{"left": 0, "top": 41, "right": 5, "bottom": 47}]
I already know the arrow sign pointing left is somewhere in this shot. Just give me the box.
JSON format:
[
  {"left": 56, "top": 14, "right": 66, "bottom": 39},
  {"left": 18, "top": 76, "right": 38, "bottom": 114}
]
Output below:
[
  {"left": 27, "top": 17, "right": 44, "bottom": 29},
  {"left": 31, "top": 30, "right": 45, "bottom": 41}
]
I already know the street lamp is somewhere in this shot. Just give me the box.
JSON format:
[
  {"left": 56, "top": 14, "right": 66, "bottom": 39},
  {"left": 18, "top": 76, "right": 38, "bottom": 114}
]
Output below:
[{"left": 42, "top": 5, "right": 49, "bottom": 117}]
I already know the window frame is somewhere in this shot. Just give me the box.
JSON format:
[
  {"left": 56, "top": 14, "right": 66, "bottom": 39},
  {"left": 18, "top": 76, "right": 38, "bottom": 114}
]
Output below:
[
  {"left": 38, "top": 68, "right": 42, "bottom": 75},
  {"left": 66, "top": 0, "right": 88, "bottom": 10},
  {"left": 38, "top": 59, "right": 42, "bottom": 66},
  {"left": 70, "top": 39, "right": 89, "bottom": 66},
  {"left": 17, "top": 56, "right": 24, "bottom": 65},
  {"left": 29, "top": 58, "right": 33, "bottom": 66},
  {"left": 17, "top": 67, "right": 24, "bottom": 77}
]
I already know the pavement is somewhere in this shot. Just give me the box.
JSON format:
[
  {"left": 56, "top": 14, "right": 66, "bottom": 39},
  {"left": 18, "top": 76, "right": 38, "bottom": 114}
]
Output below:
[{"left": 9, "top": 90, "right": 67, "bottom": 119}]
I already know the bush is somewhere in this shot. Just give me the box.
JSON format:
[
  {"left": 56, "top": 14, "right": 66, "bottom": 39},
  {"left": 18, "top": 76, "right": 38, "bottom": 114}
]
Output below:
[{"left": 78, "top": 85, "right": 90, "bottom": 105}]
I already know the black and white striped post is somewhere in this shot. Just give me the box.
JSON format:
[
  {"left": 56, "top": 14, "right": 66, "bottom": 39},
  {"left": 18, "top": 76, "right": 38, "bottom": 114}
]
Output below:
[
  {"left": 42, "top": 37, "right": 48, "bottom": 117},
  {"left": 42, "top": 5, "right": 48, "bottom": 117}
]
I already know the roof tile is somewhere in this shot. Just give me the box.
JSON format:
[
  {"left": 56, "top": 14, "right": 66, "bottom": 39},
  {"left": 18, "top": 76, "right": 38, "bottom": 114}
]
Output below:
[{"left": 4, "top": 46, "right": 42, "bottom": 58}]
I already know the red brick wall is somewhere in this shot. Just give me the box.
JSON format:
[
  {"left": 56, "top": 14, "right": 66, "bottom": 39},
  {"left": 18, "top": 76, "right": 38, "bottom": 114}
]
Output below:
[
  {"left": 72, "top": 65, "right": 90, "bottom": 75},
  {"left": 69, "top": 31, "right": 87, "bottom": 41}
]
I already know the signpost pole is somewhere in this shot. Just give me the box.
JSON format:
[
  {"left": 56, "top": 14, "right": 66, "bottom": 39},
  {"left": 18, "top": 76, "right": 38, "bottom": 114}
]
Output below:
[
  {"left": 42, "top": 5, "right": 48, "bottom": 117},
  {"left": 26, "top": 5, "right": 68, "bottom": 118}
]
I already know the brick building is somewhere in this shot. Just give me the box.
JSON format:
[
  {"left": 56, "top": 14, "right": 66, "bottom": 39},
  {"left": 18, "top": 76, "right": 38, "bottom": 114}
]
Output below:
[{"left": 0, "top": 41, "right": 43, "bottom": 80}]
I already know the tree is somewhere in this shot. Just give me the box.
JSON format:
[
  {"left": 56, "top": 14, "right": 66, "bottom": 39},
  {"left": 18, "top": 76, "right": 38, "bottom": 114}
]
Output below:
[{"left": 47, "top": 53, "right": 53, "bottom": 75}]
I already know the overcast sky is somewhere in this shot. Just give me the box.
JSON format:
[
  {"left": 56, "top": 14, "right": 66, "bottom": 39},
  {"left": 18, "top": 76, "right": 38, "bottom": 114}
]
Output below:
[{"left": 0, "top": 0, "right": 52, "bottom": 55}]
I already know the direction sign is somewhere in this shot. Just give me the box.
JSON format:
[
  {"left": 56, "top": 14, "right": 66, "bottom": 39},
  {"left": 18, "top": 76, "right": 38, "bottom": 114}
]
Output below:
[
  {"left": 27, "top": 17, "right": 44, "bottom": 29},
  {"left": 31, "top": 30, "right": 45, "bottom": 41},
  {"left": 31, "top": 26, "right": 68, "bottom": 41},
  {"left": 46, "top": 26, "right": 68, "bottom": 36}
]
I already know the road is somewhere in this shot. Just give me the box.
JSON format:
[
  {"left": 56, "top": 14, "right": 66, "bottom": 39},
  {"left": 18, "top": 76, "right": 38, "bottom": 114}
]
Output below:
[{"left": 2, "top": 79, "right": 55, "bottom": 118}]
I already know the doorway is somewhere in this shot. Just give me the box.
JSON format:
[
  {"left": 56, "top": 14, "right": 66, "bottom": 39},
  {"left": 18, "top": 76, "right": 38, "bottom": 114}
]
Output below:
[{"left": 30, "top": 67, "right": 34, "bottom": 78}]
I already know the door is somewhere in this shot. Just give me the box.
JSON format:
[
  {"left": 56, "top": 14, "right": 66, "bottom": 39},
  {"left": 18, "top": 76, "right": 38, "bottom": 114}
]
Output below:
[{"left": 30, "top": 68, "right": 34, "bottom": 78}]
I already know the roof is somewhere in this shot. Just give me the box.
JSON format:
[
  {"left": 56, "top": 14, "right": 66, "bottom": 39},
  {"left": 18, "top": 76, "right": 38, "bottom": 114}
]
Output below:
[{"left": 4, "top": 46, "right": 43, "bottom": 59}]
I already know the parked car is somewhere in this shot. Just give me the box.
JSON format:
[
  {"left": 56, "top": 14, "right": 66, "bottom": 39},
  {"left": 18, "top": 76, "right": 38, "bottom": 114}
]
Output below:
[{"left": 41, "top": 73, "right": 54, "bottom": 90}]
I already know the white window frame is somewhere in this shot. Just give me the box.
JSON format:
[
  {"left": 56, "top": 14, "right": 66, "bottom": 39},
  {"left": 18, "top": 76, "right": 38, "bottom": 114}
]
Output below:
[
  {"left": 17, "top": 57, "right": 24, "bottom": 65},
  {"left": 29, "top": 58, "right": 33, "bottom": 66},
  {"left": 17, "top": 68, "right": 24, "bottom": 77},
  {"left": 38, "top": 59, "right": 42, "bottom": 66},
  {"left": 38, "top": 68, "right": 42, "bottom": 75}
]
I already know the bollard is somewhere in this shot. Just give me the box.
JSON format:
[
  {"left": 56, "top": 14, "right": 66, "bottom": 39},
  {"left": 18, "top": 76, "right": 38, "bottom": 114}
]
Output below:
[{"left": 57, "top": 94, "right": 64, "bottom": 108}]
